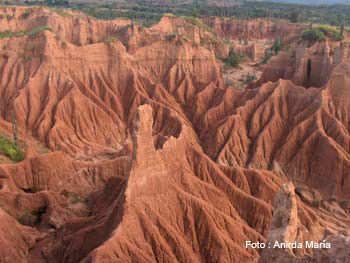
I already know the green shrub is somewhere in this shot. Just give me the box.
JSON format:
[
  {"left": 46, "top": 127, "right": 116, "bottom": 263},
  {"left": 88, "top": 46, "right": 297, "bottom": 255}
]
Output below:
[
  {"left": 22, "top": 54, "right": 32, "bottom": 62},
  {"left": 262, "top": 50, "right": 273, "bottom": 64},
  {"left": 224, "top": 48, "right": 245, "bottom": 68},
  {"left": 302, "top": 25, "right": 342, "bottom": 42},
  {"left": 271, "top": 38, "right": 283, "bottom": 55},
  {"left": 0, "top": 136, "right": 25, "bottom": 162},
  {"left": 223, "top": 38, "right": 231, "bottom": 46},
  {"left": 50, "top": 8, "right": 71, "bottom": 17},
  {"left": 61, "top": 41, "right": 67, "bottom": 49},
  {"left": 243, "top": 73, "right": 257, "bottom": 84},
  {"left": 20, "top": 9, "right": 33, "bottom": 20},
  {"left": 302, "top": 28, "right": 326, "bottom": 42},
  {"left": 103, "top": 37, "right": 119, "bottom": 43},
  {"left": 182, "top": 16, "right": 215, "bottom": 34},
  {"left": 71, "top": 195, "right": 85, "bottom": 204},
  {"left": 165, "top": 33, "right": 176, "bottom": 41},
  {"left": 0, "top": 26, "right": 53, "bottom": 40},
  {"left": 39, "top": 148, "right": 50, "bottom": 154},
  {"left": 26, "top": 42, "right": 36, "bottom": 52},
  {"left": 166, "top": 33, "right": 191, "bottom": 43},
  {"left": 27, "top": 26, "right": 53, "bottom": 36}
]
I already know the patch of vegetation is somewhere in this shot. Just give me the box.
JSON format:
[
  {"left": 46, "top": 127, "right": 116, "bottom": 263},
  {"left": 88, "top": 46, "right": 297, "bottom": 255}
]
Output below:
[
  {"left": 182, "top": 16, "right": 215, "bottom": 34},
  {"left": 25, "top": 42, "right": 36, "bottom": 52},
  {"left": 11, "top": 0, "right": 350, "bottom": 29},
  {"left": 71, "top": 195, "right": 85, "bottom": 204},
  {"left": 0, "top": 26, "right": 53, "bottom": 40},
  {"left": 39, "top": 148, "right": 50, "bottom": 154},
  {"left": 22, "top": 54, "right": 32, "bottom": 62},
  {"left": 50, "top": 7, "right": 71, "bottom": 17},
  {"left": 200, "top": 36, "right": 219, "bottom": 45},
  {"left": 44, "top": 0, "right": 70, "bottom": 6},
  {"left": 61, "top": 41, "right": 67, "bottom": 49},
  {"left": 262, "top": 50, "right": 273, "bottom": 64},
  {"left": 0, "top": 135, "right": 24, "bottom": 162},
  {"left": 8, "top": 0, "right": 350, "bottom": 30},
  {"left": 224, "top": 48, "right": 245, "bottom": 68},
  {"left": 302, "top": 25, "right": 342, "bottom": 42},
  {"left": 165, "top": 33, "right": 191, "bottom": 43},
  {"left": 302, "top": 28, "right": 326, "bottom": 42},
  {"left": 271, "top": 38, "right": 283, "bottom": 55},
  {"left": 241, "top": 73, "right": 257, "bottom": 84},
  {"left": 103, "top": 37, "right": 119, "bottom": 43},
  {"left": 20, "top": 8, "right": 32, "bottom": 19},
  {"left": 0, "top": 30, "right": 23, "bottom": 39},
  {"left": 163, "top": 13, "right": 175, "bottom": 17},
  {"left": 165, "top": 33, "right": 177, "bottom": 42},
  {"left": 341, "top": 41, "right": 350, "bottom": 48},
  {"left": 261, "top": 38, "right": 284, "bottom": 64},
  {"left": 28, "top": 26, "right": 54, "bottom": 35},
  {"left": 223, "top": 38, "right": 231, "bottom": 46},
  {"left": 61, "top": 190, "right": 86, "bottom": 204}
]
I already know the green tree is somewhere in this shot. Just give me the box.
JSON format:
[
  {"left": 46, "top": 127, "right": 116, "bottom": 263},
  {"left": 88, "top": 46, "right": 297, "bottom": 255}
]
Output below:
[
  {"left": 225, "top": 48, "right": 245, "bottom": 68},
  {"left": 271, "top": 38, "right": 282, "bottom": 55}
]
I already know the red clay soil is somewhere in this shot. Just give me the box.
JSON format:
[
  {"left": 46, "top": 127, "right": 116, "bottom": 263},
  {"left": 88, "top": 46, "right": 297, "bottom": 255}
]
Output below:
[{"left": 0, "top": 6, "right": 349, "bottom": 263}]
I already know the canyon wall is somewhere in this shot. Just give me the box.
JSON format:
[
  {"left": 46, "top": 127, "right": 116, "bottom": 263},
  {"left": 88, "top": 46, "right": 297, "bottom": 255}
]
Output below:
[{"left": 0, "top": 7, "right": 349, "bottom": 263}]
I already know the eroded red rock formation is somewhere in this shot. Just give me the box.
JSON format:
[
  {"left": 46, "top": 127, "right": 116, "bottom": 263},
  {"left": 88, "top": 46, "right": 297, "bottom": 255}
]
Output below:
[{"left": 0, "top": 7, "right": 349, "bottom": 263}]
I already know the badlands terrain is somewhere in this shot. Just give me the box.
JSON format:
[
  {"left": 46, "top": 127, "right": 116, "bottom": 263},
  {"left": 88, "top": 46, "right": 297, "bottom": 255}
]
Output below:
[{"left": 0, "top": 6, "right": 349, "bottom": 263}]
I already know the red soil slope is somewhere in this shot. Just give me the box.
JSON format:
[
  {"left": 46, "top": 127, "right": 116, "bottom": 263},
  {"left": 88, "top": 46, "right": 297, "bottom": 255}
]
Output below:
[{"left": 0, "top": 7, "right": 349, "bottom": 263}]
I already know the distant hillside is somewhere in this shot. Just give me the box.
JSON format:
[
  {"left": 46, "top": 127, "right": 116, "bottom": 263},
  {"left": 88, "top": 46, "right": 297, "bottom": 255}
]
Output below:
[
  {"left": 10, "top": 0, "right": 350, "bottom": 5},
  {"left": 267, "top": 0, "right": 350, "bottom": 4},
  {"left": 5, "top": 0, "right": 350, "bottom": 27}
]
